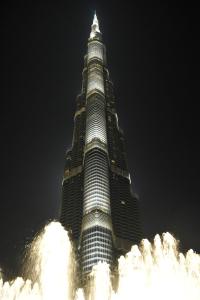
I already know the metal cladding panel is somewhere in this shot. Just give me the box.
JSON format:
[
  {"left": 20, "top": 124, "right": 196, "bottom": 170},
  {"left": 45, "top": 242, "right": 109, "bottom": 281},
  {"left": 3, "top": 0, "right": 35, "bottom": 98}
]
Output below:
[
  {"left": 106, "top": 110, "right": 128, "bottom": 171},
  {"left": 60, "top": 172, "right": 84, "bottom": 240},
  {"left": 81, "top": 150, "right": 113, "bottom": 275},
  {"left": 87, "top": 40, "right": 104, "bottom": 96},
  {"left": 85, "top": 95, "right": 107, "bottom": 145},
  {"left": 71, "top": 111, "right": 86, "bottom": 168},
  {"left": 81, "top": 226, "right": 113, "bottom": 274},
  {"left": 88, "top": 41, "right": 104, "bottom": 62},
  {"left": 82, "top": 210, "right": 112, "bottom": 232},
  {"left": 110, "top": 172, "right": 141, "bottom": 245},
  {"left": 87, "top": 67, "right": 104, "bottom": 94},
  {"left": 83, "top": 148, "right": 110, "bottom": 215}
]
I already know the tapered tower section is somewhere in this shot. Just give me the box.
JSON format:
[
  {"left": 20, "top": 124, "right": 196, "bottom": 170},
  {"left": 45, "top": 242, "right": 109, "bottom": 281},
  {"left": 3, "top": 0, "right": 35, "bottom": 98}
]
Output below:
[{"left": 60, "top": 13, "right": 141, "bottom": 277}]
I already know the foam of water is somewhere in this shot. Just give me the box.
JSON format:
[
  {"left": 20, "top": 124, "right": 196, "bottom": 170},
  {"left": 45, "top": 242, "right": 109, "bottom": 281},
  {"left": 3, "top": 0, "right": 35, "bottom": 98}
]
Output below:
[{"left": 0, "top": 222, "right": 200, "bottom": 299}]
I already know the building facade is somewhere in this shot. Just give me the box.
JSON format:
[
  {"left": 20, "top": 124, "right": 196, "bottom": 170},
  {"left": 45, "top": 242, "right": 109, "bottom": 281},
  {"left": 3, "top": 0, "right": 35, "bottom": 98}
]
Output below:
[{"left": 60, "top": 13, "right": 141, "bottom": 276}]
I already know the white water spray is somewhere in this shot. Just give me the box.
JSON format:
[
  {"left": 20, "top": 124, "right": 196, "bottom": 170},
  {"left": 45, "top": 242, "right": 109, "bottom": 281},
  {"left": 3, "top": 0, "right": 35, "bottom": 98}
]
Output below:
[{"left": 0, "top": 222, "right": 200, "bottom": 299}]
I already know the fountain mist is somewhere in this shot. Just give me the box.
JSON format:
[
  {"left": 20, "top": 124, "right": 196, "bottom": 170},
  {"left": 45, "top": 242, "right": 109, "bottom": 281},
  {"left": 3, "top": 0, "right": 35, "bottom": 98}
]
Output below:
[{"left": 0, "top": 222, "right": 200, "bottom": 299}]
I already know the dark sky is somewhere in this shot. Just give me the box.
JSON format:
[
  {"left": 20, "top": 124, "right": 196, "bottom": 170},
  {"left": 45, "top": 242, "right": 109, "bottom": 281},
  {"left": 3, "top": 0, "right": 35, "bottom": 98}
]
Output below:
[{"left": 1, "top": 0, "right": 200, "bottom": 277}]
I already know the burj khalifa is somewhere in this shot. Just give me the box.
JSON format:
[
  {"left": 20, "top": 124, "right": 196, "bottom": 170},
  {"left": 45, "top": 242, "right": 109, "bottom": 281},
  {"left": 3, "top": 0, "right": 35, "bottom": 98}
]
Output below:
[{"left": 60, "top": 13, "right": 141, "bottom": 278}]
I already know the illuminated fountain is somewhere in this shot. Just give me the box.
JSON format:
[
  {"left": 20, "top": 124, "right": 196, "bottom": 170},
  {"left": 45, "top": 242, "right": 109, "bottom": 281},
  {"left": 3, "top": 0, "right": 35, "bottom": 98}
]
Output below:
[
  {"left": 0, "top": 222, "right": 75, "bottom": 300},
  {"left": 0, "top": 222, "right": 200, "bottom": 299}
]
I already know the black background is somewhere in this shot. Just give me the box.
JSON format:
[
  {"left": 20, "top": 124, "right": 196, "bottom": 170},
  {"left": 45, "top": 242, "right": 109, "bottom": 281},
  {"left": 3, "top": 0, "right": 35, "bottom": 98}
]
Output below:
[{"left": 1, "top": 0, "right": 200, "bottom": 277}]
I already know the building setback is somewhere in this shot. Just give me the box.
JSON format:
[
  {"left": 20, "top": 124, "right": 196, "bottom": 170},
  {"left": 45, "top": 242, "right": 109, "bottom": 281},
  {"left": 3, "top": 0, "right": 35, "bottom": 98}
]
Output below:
[{"left": 60, "top": 13, "right": 141, "bottom": 277}]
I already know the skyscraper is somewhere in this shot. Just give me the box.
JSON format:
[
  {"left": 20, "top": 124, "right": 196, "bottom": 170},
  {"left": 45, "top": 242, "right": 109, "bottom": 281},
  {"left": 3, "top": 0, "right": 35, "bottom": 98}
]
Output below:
[{"left": 60, "top": 13, "right": 141, "bottom": 277}]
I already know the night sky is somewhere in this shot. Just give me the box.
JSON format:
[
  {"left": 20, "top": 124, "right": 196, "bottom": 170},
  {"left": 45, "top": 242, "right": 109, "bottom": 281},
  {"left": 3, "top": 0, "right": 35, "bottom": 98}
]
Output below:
[{"left": 1, "top": 1, "right": 200, "bottom": 278}]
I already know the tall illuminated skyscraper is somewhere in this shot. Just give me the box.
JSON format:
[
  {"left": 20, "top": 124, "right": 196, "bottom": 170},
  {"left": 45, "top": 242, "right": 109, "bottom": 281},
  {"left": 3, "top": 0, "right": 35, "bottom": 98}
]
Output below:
[{"left": 60, "top": 13, "right": 141, "bottom": 277}]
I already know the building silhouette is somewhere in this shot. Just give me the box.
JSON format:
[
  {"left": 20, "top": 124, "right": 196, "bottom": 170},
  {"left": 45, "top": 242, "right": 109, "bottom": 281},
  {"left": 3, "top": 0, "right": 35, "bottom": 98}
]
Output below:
[{"left": 60, "top": 13, "right": 141, "bottom": 277}]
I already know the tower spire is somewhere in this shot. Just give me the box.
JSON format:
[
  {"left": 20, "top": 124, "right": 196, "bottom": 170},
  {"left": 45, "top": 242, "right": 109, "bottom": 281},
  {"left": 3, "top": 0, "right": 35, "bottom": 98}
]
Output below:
[{"left": 90, "top": 11, "right": 101, "bottom": 39}]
